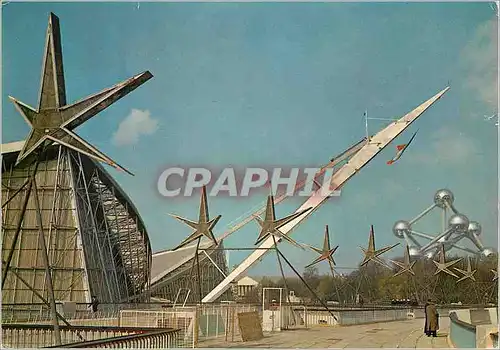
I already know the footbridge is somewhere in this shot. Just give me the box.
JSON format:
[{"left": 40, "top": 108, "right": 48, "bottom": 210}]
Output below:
[{"left": 3, "top": 304, "right": 497, "bottom": 348}]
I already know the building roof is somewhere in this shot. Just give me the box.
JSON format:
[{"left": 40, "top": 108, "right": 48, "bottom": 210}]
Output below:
[
  {"left": 150, "top": 240, "right": 215, "bottom": 285},
  {"left": 2, "top": 140, "right": 25, "bottom": 154},
  {"left": 237, "top": 276, "right": 259, "bottom": 286}
]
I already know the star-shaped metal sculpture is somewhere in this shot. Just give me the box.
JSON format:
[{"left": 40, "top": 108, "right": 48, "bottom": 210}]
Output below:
[
  {"left": 9, "top": 13, "right": 153, "bottom": 175},
  {"left": 491, "top": 269, "right": 498, "bottom": 281},
  {"left": 454, "top": 256, "right": 477, "bottom": 283},
  {"left": 359, "top": 225, "right": 399, "bottom": 267},
  {"left": 389, "top": 244, "right": 417, "bottom": 278},
  {"left": 305, "top": 225, "right": 339, "bottom": 268},
  {"left": 432, "top": 244, "right": 462, "bottom": 278},
  {"left": 170, "top": 186, "right": 221, "bottom": 251},
  {"left": 253, "top": 195, "right": 312, "bottom": 250}
]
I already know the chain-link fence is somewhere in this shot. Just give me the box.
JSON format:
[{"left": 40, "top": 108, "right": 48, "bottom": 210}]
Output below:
[
  {"left": 119, "top": 307, "right": 197, "bottom": 348},
  {"left": 118, "top": 303, "right": 259, "bottom": 347}
]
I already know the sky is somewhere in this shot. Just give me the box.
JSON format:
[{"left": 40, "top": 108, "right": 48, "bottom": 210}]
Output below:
[{"left": 2, "top": 2, "right": 498, "bottom": 277}]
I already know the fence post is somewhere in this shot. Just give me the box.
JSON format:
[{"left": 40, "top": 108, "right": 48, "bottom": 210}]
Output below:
[
  {"left": 304, "top": 306, "right": 308, "bottom": 329},
  {"left": 231, "top": 305, "right": 235, "bottom": 342},
  {"left": 224, "top": 305, "right": 229, "bottom": 342},
  {"left": 216, "top": 305, "right": 219, "bottom": 338},
  {"left": 193, "top": 305, "right": 200, "bottom": 348}
]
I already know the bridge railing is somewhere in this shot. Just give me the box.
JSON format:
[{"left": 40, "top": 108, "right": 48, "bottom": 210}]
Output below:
[
  {"left": 449, "top": 311, "right": 477, "bottom": 348},
  {"left": 45, "top": 328, "right": 181, "bottom": 348},
  {"left": 448, "top": 308, "right": 499, "bottom": 349},
  {"left": 1, "top": 323, "right": 181, "bottom": 348}
]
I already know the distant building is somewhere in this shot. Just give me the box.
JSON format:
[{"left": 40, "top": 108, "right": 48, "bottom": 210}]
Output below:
[{"left": 234, "top": 276, "right": 259, "bottom": 300}]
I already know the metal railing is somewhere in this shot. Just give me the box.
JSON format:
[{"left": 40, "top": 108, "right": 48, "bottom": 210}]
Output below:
[
  {"left": 118, "top": 303, "right": 260, "bottom": 347},
  {"left": 1, "top": 302, "right": 167, "bottom": 324},
  {"left": 1, "top": 323, "right": 180, "bottom": 348},
  {"left": 449, "top": 311, "right": 477, "bottom": 348},
  {"left": 46, "top": 328, "right": 181, "bottom": 348},
  {"left": 336, "top": 307, "right": 409, "bottom": 325}
]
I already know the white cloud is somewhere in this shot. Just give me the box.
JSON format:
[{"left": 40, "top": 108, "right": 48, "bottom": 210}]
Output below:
[
  {"left": 409, "top": 127, "right": 479, "bottom": 166},
  {"left": 112, "top": 109, "right": 159, "bottom": 146},
  {"left": 461, "top": 18, "right": 498, "bottom": 111}
]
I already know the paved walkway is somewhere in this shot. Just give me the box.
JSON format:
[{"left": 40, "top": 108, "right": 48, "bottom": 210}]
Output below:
[{"left": 200, "top": 318, "right": 450, "bottom": 348}]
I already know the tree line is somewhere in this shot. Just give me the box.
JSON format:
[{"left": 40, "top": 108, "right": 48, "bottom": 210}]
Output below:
[{"left": 243, "top": 254, "right": 498, "bottom": 306}]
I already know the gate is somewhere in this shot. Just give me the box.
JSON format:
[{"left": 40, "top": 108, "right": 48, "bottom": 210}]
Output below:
[{"left": 262, "top": 287, "right": 283, "bottom": 332}]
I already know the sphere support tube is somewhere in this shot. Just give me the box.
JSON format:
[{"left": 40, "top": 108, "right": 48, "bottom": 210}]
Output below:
[
  {"left": 403, "top": 232, "right": 421, "bottom": 248},
  {"left": 423, "top": 234, "right": 478, "bottom": 256},
  {"left": 466, "top": 233, "right": 485, "bottom": 251},
  {"left": 408, "top": 203, "right": 437, "bottom": 225},
  {"left": 409, "top": 230, "right": 435, "bottom": 240},
  {"left": 445, "top": 201, "right": 459, "bottom": 215},
  {"left": 420, "top": 227, "right": 455, "bottom": 251}
]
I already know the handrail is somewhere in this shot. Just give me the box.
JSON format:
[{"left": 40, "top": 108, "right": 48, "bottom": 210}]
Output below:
[
  {"left": 1, "top": 301, "right": 490, "bottom": 308},
  {"left": 2, "top": 323, "right": 167, "bottom": 333},
  {"left": 449, "top": 311, "right": 477, "bottom": 331},
  {"left": 44, "top": 328, "right": 180, "bottom": 348}
]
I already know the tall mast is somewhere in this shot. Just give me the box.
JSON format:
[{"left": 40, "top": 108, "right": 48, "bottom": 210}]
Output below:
[
  {"left": 214, "top": 137, "right": 366, "bottom": 243},
  {"left": 202, "top": 87, "right": 450, "bottom": 303}
]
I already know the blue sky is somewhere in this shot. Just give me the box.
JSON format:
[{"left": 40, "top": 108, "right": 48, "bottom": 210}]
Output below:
[{"left": 2, "top": 2, "right": 498, "bottom": 276}]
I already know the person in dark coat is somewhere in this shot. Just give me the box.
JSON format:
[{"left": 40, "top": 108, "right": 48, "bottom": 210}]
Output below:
[
  {"left": 424, "top": 299, "right": 439, "bottom": 337},
  {"left": 423, "top": 299, "right": 430, "bottom": 335},
  {"left": 90, "top": 296, "right": 99, "bottom": 313}
]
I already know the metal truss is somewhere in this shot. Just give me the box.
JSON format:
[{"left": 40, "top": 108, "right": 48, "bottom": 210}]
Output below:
[
  {"left": 150, "top": 242, "right": 232, "bottom": 303},
  {"left": 2, "top": 145, "right": 151, "bottom": 319},
  {"left": 69, "top": 150, "right": 151, "bottom": 302}
]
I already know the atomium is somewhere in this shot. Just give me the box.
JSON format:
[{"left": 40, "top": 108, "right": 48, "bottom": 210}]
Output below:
[{"left": 393, "top": 189, "right": 496, "bottom": 259}]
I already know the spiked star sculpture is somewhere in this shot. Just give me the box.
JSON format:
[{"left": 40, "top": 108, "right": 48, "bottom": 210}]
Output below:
[
  {"left": 359, "top": 225, "right": 399, "bottom": 267},
  {"left": 253, "top": 195, "right": 312, "bottom": 250},
  {"left": 491, "top": 269, "right": 498, "bottom": 281},
  {"left": 389, "top": 244, "right": 417, "bottom": 278},
  {"left": 170, "top": 186, "right": 221, "bottom": 251},
  {"left": 9, "top": 13, "right": 153, "bottom": 175},
  {"left": 432, "top": 244, "right": 462, "bottom": 278},
  {"left": 305, "top": 225, "right": 339, "bottom": 269},
  {"left": 453, "top": 256, "right": 477, "bottom": 283}
]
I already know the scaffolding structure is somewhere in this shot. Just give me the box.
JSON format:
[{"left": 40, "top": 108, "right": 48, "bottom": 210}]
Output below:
[
  {"left": 149, "top": 242, "right": 232, "bottom": 304},
  {"left": 2, "top": 145, "right": 152, "bottom": 316}
]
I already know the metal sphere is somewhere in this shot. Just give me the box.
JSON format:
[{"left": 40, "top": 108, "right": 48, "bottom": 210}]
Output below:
[
  {"left": 448, "top": 214, "right": 469, "bottom": 232},
  {"left": 434, "top": 189, "right": 454, "bottom": 208},
  {"left": 481, "top": 247, "right": 497, "bottom": 258},
  {"left": 467, "top": 221, "right": 482, "bottom": 236},
  {"left": 408, "top": 246, "right": 422, "bottom": 257},
  {"left": 393, "top": 220, "right": 411, "bottom": 238}
]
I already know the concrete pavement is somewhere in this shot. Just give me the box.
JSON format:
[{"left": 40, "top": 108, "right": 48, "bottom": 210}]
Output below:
[{"left": 200, "top": 317, "right": 450, "bottom": 348}]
